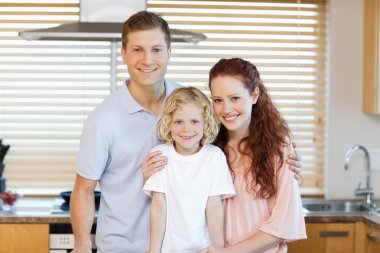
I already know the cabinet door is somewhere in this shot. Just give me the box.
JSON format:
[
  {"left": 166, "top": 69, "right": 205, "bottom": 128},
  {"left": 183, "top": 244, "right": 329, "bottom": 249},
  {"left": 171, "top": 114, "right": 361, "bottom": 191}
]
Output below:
[
  {"left": 288, "top": 223, "right": 355, "bottom": 253},
  {"left": 0, "top": 224, "right": 49, "bottom": 253},
  {"left": 367, "top": 225, "right": 380, "bottom": 253}
]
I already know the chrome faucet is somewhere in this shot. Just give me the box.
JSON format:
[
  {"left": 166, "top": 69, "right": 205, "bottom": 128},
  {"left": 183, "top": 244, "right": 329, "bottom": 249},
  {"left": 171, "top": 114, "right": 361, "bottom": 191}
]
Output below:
[{"left": 344, "top": 145, "right": 374, "bottom": 207}]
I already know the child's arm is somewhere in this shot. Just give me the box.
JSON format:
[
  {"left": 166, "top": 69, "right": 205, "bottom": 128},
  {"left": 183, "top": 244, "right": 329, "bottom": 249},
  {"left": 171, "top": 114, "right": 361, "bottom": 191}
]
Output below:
[
  {"left": 147, "top": 192, "right": 167, "bottom": 253},
  {"left": 206, "top": 195, "right": 224, "bottom": 247}
]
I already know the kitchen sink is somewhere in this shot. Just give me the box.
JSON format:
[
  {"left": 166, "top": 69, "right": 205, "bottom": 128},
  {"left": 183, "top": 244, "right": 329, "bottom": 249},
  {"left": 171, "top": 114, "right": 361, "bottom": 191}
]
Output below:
[{"left": 302, "top": 199, "right": 372, "bottom": 213}]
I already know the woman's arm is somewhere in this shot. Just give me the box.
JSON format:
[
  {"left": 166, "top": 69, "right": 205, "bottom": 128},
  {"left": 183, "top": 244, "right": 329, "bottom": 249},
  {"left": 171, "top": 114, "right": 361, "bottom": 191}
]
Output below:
[
  {"left": 147, "top": 192, "right": 167, "bottom": 253},
  {"left": 206, "top": 195, "right": 224, "bottom": 247},
  {"left": 198, "top": 231, "right": 282, "bottom": 253}
]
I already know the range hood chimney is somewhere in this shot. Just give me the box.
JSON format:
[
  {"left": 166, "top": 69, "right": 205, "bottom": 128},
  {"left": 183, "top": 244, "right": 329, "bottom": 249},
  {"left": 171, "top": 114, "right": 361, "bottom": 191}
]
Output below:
[{"left": 19, "top": 0, "right": 206, "bottom": 43}]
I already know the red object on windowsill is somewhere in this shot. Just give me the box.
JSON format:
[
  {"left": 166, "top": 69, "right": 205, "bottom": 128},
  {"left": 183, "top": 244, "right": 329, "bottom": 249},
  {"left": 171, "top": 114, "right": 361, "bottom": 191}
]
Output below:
[{"left": 0, "top": 191, "right": 20, "bottom": 206}]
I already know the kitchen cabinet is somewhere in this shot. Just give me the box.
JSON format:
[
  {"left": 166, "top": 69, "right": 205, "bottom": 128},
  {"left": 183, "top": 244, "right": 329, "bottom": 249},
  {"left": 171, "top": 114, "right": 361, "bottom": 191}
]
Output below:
[
  {"left": 288, "top": 223, "right": 356, "bottom": 253},
  {"left": 363, "top": 0, "right": 380, "bottom": 114},
  {"left": 0, "top": 224, "right": 49, "bottom": 253},
  {"left": 366, "top": 224, "right": 380, "bottom": 253}
]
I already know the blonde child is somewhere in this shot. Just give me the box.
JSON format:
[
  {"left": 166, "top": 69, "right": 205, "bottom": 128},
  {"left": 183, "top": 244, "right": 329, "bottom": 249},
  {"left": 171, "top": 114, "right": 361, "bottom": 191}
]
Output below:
[{"left": 143, "top": 87, "right": 236, "bottom": 253}]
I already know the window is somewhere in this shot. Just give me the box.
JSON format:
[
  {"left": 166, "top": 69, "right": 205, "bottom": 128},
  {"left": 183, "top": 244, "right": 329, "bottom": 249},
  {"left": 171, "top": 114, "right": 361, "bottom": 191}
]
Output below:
[{"left": 0, "top": 0, "right": 326, "bottom": 194}]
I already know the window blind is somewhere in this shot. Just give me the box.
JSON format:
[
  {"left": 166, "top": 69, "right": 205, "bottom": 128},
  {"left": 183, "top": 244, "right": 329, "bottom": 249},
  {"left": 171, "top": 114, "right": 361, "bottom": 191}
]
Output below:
[
  {"left": 0, "top": 0, "right": 111, "bottom": 189},
  {"left": 146, "top": 0, "right": 326, "bottom": 195},
  {"left": 0, "top": 0, "right": 326, "bottom": 195}
]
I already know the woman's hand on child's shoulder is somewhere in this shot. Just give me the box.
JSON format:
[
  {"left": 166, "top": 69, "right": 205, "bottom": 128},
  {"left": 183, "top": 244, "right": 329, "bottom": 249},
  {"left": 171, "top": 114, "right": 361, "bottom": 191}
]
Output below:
[{"left": 142, "top": 151, "right": 168, "bottom": 182}]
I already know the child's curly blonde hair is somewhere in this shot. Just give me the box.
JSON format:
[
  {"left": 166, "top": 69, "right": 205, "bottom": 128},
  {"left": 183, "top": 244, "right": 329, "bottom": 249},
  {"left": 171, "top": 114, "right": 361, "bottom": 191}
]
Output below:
[{"left": 157, "top": 87, "right": 219, "bottom": 145}]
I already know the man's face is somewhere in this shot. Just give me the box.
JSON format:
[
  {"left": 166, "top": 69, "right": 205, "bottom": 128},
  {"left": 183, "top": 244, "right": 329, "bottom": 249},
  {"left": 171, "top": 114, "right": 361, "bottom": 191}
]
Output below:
[{"left": 121, "top": 28, "right": 171, "bottom": 89}]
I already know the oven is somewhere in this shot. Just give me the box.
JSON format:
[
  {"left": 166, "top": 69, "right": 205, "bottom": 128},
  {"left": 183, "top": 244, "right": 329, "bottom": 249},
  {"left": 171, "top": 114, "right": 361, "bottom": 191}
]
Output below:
[{"left": 49, "top": 224, "right": 97, "bottom": 253}]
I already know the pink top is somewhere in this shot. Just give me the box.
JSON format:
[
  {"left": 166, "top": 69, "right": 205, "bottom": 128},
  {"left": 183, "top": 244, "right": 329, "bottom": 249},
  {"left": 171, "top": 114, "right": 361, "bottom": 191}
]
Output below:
[{"left": 223, "top": 144, "right": 307, "bottom": 252}]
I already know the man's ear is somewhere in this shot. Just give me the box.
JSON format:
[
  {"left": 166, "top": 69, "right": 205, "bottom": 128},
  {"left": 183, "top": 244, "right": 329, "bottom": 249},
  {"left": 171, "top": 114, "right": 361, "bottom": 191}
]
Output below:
[
  {"left": 251, "top": 87, "right": 260, "bottom": 104},
  {"left": 121, "top": 47, "right": 127, "bottom": 64}
]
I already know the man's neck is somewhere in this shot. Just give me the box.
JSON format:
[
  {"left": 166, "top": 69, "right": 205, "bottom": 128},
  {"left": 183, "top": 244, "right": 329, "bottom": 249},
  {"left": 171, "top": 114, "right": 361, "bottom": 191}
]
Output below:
[{"left": 127, "top": 80, "right": 166, "bottom": 116}]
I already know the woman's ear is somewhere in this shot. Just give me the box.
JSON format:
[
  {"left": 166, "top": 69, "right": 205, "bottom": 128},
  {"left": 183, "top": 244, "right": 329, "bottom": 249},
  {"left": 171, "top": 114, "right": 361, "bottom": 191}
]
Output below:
[{"left": 251, "top": 87, "right": 260, "bottom": 104}]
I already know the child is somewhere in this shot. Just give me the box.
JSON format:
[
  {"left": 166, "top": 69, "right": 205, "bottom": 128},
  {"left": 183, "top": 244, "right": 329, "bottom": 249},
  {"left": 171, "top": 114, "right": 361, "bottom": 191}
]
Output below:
[
  {"left": 200, "top": 58, "right": 307, "bottom": 253},
  {"left": 143, "top": 87, "right": 236, "bottom": 253}
]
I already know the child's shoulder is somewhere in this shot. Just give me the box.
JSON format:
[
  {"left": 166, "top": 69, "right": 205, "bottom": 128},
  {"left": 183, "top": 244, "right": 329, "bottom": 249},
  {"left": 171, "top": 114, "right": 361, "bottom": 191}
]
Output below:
[
  {"left": 151, "top": 143, "right": 172, "bottom": 153},
  {"left": 204, "top": 144, "right": 226, "bottom": 157}
]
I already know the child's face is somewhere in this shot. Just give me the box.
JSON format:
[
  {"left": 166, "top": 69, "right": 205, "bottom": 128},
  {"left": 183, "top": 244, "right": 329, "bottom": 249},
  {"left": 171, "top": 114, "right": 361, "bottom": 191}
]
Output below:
[
  {"left": 170, "top": 102, "right": 204, "bottom": 155},
  {"left": 210, "top": 75, "right": 259, "bottom": 138}
]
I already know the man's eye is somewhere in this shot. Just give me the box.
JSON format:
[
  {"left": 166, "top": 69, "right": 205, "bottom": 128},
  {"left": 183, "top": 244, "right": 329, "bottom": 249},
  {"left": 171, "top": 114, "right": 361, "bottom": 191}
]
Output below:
[{"left": 153, "top": 48, "right": 162, "bottom": 53}]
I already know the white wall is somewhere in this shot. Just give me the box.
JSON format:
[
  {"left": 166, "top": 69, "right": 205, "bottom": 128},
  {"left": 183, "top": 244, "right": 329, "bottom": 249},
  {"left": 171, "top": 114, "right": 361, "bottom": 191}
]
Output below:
[{"left": 327, "top": 0, "right": 380, "bottom": 199}]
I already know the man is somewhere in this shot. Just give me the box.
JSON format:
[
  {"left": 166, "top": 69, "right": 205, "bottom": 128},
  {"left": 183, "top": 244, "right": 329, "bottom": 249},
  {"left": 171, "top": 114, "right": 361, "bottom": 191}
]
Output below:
[{"left": 70, "top": 11, "right": 302, "bottom": 253}]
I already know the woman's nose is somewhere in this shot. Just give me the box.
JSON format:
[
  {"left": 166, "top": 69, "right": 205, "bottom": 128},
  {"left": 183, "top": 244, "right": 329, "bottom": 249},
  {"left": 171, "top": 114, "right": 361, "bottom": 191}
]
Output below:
[{"left": 223, "top": 102, "right": 233, "bottom": 114}]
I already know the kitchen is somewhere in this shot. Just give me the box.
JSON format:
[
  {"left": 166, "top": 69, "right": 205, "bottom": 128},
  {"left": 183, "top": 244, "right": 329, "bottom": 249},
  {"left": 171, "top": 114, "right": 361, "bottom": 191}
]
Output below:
[{"left": 1, "top": 0, "right": 380, "bottom": 252}]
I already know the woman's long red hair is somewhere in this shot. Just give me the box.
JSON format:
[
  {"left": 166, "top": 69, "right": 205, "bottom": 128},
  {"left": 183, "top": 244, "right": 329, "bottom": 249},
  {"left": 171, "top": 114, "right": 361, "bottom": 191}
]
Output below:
[{"left": 209, "top": 58, "right": 291, "bottom": 199}]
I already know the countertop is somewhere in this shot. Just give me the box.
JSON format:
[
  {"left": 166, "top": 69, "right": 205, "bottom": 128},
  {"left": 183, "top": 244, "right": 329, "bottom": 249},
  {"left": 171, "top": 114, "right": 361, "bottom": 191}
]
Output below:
[
  {"left": 0, "top": 197, "right": 380, "bottom": 228},
  {"left": 0, "top": 197, "right": 93, "bottom": 224}
]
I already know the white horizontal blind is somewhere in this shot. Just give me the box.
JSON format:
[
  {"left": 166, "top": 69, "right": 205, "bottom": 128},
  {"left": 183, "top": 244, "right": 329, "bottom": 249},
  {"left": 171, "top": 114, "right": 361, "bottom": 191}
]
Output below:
[
  {"left": 146, "top": 0, "right": 326, "bottom": 194},
  {"left": 0, "top": 0, "right": 112, "bottom": 188},
  {"left": 0, "top": 0, "right": 326, "bottom": 194}
]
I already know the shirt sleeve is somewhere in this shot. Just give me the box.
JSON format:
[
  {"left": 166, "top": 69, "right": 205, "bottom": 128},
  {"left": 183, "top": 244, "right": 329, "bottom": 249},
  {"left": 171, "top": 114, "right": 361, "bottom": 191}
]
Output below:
[
  {"left": 76, "top": 115, "right": 109, "bottom": 180},
  {"left": 143, "top": 146, "right": 167, "bottom": 197},
  {"left": 208, "top": 148, "right": 236, "bottom": 199},
  {"left": 259, "top": 143, "right": 307, "bottom": 241}
]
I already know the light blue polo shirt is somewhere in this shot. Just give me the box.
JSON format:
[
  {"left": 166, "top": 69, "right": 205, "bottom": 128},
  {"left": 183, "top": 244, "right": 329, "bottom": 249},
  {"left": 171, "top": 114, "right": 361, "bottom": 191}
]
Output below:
[{"left": 76, "top": 79, "right": 180, "bottom": 253}]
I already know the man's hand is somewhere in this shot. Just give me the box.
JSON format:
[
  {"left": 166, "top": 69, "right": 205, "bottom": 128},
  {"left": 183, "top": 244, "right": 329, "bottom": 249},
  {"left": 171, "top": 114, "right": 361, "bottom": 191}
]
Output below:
[
  {"left": 70, "top": 244, "right": 92, "bottom": 253},
  {"left": 287, "top": 142, "right": 303, "bottom": 180},
  {"left": 142, "top": 151, "right": 168, "bottom": 182}
]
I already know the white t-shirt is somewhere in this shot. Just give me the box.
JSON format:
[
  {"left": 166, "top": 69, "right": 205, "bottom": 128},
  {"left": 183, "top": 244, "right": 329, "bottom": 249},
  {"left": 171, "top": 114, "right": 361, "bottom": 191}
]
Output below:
[{"left": 143, "top": 143, "right": 236, "bottom": 253}]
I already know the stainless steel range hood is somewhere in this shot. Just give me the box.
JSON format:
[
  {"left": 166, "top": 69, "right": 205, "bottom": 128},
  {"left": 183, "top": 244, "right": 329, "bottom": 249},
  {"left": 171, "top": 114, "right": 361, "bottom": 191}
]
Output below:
[{"left": 19, "top": 0, "right": 206, "bottom": 43}]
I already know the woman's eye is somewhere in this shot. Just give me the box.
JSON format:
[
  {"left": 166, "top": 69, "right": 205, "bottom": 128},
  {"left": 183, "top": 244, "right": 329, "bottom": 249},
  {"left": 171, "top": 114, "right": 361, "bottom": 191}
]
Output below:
[
  {"left": 213, "top": 99, "right": 222, "bottom": 104},
  {"left": 231, "top": 97, "right": 240, "bottom": 102}
]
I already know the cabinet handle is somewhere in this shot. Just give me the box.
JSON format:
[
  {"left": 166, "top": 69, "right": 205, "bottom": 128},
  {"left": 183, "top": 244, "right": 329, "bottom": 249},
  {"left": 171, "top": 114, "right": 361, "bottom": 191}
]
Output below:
[
  {"left": 319, "top": 231, "right": 349, "bottom": 237},
  {"left": 367, "top": 233, "right": 380, "bottom": 244}
]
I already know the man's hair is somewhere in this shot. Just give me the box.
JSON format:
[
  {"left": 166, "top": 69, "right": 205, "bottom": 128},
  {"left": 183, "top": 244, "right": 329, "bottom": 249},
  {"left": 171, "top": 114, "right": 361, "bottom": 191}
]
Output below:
[
  {"left": 157, "top": 87, "right": 219, "bottom": 145},
  {"left": 122, "top": 11, "right": 171, "bottom": 49}
]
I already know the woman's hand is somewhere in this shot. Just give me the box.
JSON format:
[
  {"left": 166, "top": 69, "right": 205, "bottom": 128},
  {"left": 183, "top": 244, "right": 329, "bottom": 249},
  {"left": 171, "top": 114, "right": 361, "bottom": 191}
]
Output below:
[{"left": 142, "top": 151, "right": 168, "bottom": 182}]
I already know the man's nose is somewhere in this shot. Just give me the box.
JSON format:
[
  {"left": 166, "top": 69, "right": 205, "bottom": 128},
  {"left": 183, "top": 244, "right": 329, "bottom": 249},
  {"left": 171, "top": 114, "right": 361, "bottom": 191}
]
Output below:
[{"left": 142, "top": 51, "right": 153, "bottom": 64}]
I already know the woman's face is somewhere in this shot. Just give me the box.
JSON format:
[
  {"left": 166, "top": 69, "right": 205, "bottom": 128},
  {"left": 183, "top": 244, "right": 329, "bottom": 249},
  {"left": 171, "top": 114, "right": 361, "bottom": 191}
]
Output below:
[{"left": 210, "top": 75, "right": 259, "bottom": 138}]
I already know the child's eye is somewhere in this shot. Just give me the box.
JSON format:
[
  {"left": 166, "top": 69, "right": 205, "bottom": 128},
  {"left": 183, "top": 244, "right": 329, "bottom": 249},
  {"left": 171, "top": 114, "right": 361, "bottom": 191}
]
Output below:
[
  {"left": 191, "top": 120, "right": 200, "bottom": 124},
  {"left": 173, "top": 120, "right": 182, "bottom": 125}
]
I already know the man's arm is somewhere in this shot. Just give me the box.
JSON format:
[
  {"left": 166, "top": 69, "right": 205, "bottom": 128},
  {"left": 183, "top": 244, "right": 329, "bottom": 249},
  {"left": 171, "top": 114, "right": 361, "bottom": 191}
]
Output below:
[
  {"left": 70, "top": 174, "right": 97, "bottom": 253},
  {"left": 206, "top": 196, "right": 224, "bottom": 247},
  {"left": 147, "top": 192, "right": 167, "bottom": 253},
  {"left": 142, "top": 151, "right": 168, "bottom": 182}
]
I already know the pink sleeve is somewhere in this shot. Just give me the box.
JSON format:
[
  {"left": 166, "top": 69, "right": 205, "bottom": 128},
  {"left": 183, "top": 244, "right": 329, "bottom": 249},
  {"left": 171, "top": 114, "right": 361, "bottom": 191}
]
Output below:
[{"left": 259, "top": 143, "right": 307, "bottom": 241}]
